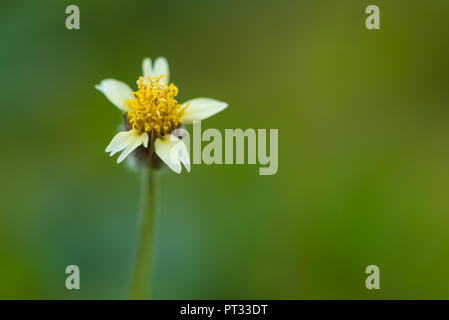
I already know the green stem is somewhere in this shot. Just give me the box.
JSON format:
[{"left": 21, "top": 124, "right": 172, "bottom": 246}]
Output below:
[{"left": 129, "top": 169, "right": 156, "bottom": 299}]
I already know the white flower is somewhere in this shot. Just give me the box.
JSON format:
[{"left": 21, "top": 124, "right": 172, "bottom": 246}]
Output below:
[{"left": 96, "top": 57, "right": 227, "bottom": 173}]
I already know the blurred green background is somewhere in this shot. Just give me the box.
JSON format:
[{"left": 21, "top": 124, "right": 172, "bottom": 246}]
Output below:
[{"left": 1, "top": 0, "right": 449, "bottom": 299}]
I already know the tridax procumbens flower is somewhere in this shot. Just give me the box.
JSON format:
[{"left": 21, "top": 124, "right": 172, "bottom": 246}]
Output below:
[{"left": 96, "top": 57, "right": 228, "bottom": 173}]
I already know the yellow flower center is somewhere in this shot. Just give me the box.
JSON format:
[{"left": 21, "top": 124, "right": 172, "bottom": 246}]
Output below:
[{"left": 126, "top": 75, "right": 186, "bottom": 139}]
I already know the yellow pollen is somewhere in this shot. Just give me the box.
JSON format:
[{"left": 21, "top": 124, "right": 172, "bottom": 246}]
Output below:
[{"left": 126, "top": 75, "right": 187, "bottom": 139}]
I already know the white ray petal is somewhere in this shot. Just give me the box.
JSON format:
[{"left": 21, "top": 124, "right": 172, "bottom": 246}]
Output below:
[
  {"left": 153, "top": 57, "right": 170, "bottom": 85},
  {"left": 154, "top": 134, "right": 191, "bottom": 174},
  {"left": 180, "top": 98, "right": 228, "bottom": 124},
  {"left": 105, "top": 130, "right": 136, "bottom": 156},
  {"left": 179, "top": 141, "right": 191, "bottom": 173},
  {"left": 142, "top": 57, "right": 152, "bottom": 78},
  {"left": 95, "top": 79, "right": 133, "bottom": 112},
  {"left": 117, "top": 131, "right": 149, "bottom": 164}
]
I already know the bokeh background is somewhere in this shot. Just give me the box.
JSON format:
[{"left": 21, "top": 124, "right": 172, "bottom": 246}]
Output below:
[{"left": 1, "top": 0, "right": 449, "bottom": 299}]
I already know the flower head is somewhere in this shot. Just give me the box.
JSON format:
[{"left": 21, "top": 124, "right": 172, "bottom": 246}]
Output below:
[{"left": 96, "top": 57, "right": 228, "bottom": 173}]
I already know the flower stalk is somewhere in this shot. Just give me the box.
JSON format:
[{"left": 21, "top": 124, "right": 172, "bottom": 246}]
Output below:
[{"left": 129, "top": 168, "right": 156, "bottom": 299}]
